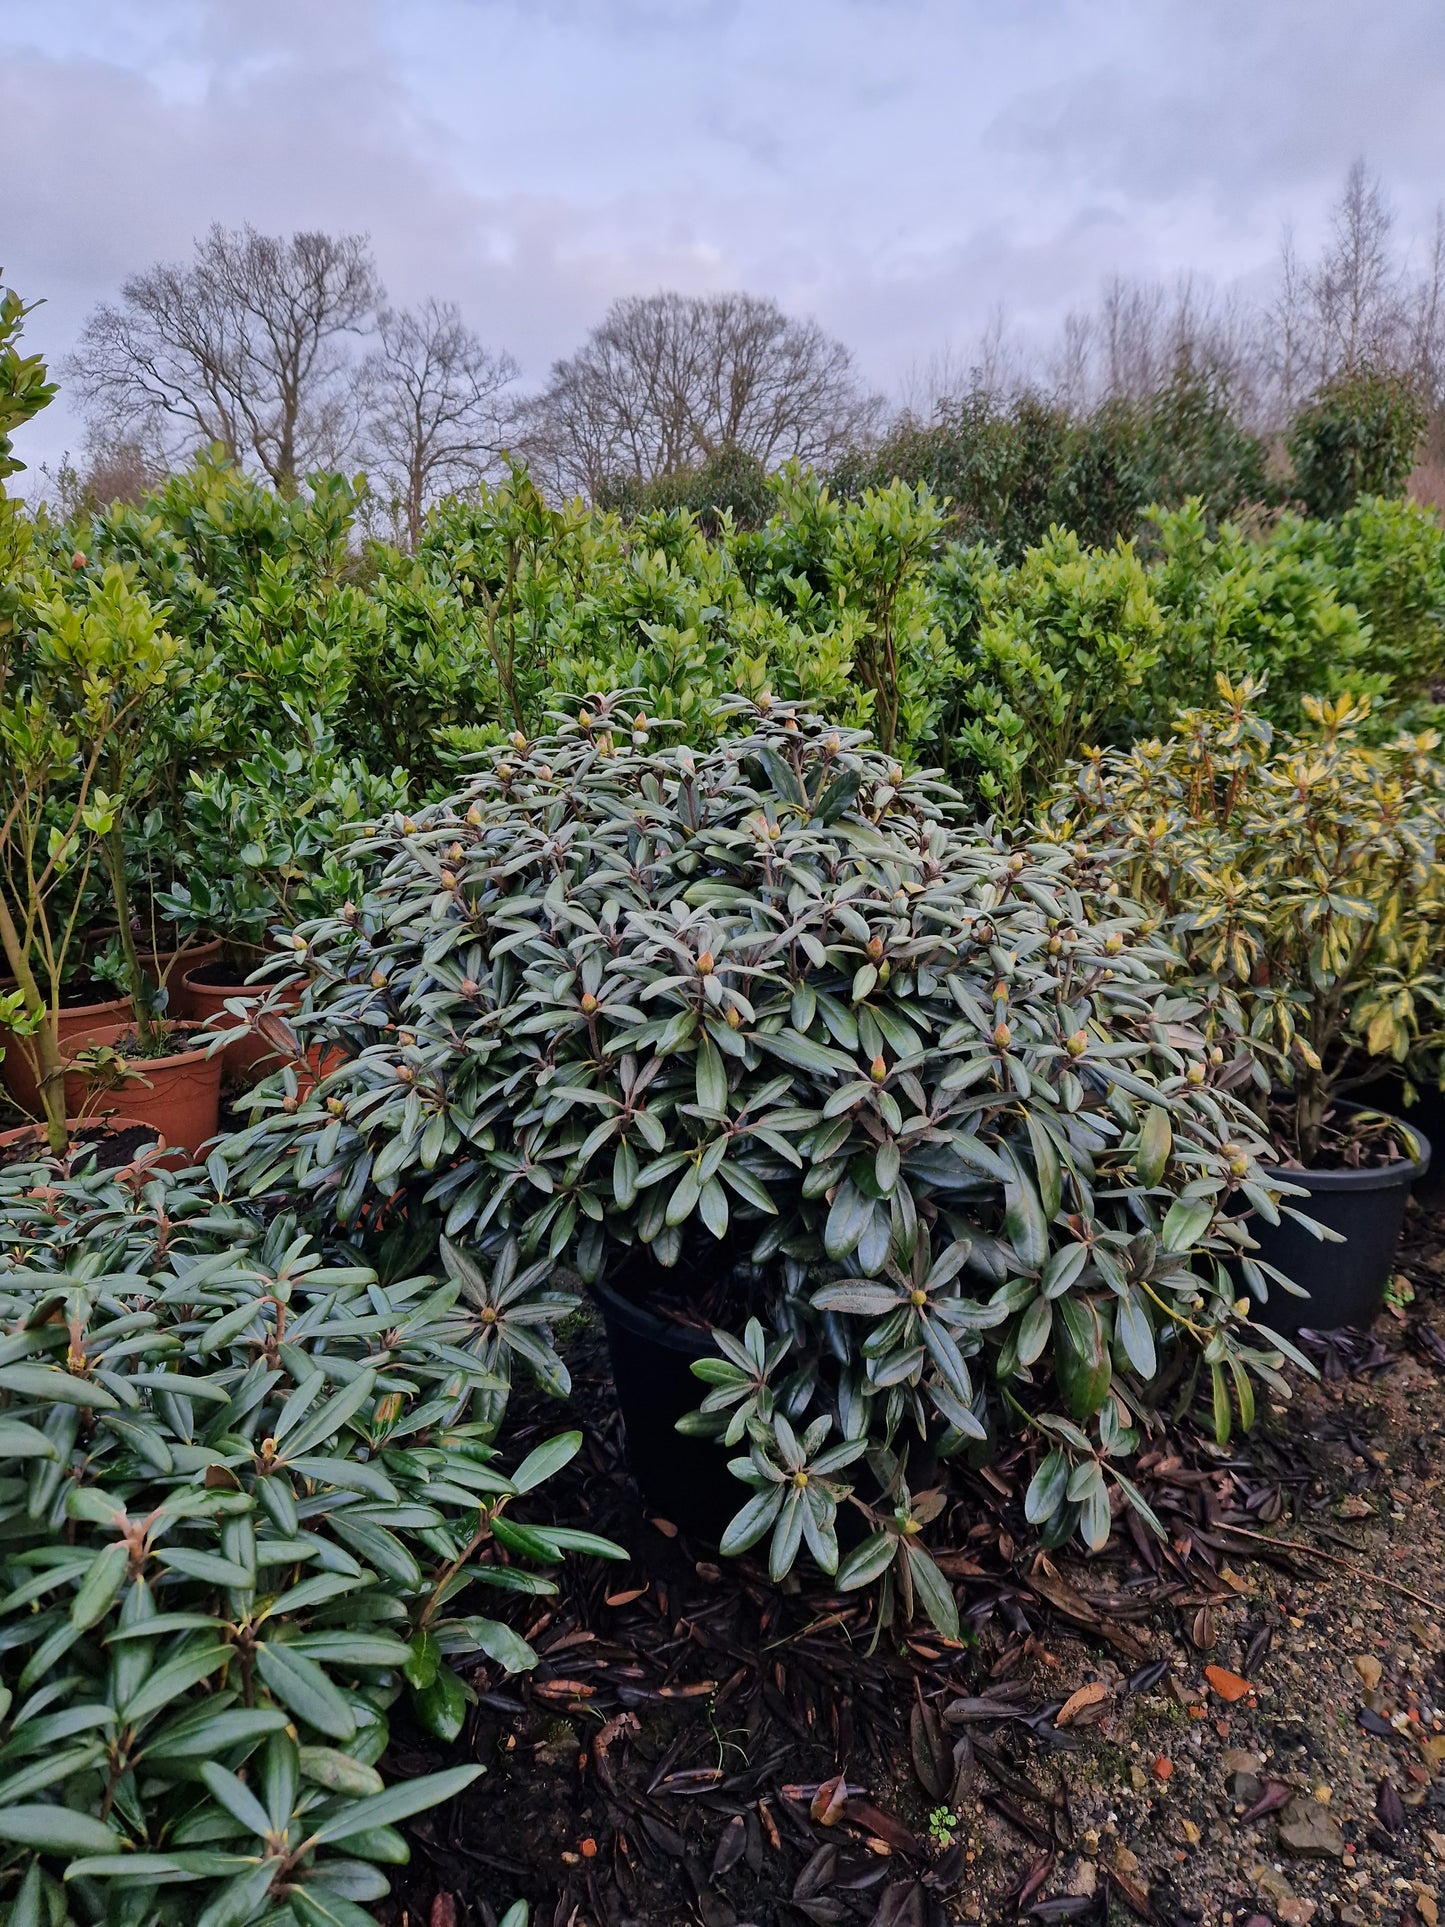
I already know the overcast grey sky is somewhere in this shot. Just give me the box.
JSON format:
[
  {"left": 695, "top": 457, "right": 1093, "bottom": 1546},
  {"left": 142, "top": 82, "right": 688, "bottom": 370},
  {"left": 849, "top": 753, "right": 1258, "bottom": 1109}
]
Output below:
[{"left": 4, "top": 0, "right": 1444, "bottom": 481}]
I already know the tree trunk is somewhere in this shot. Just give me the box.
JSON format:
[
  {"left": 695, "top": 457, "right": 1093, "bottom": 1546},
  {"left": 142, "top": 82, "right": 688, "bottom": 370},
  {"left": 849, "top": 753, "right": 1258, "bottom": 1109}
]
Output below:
[{"left": 0, "top": 888, "right": 67, "bottom": 1153}]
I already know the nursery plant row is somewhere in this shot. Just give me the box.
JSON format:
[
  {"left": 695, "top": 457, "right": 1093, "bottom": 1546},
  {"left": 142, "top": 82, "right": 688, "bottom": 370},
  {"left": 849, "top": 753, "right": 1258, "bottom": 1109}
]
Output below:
[{"left": 2, "top": 282, "right": 1444, "bottom": 1926}]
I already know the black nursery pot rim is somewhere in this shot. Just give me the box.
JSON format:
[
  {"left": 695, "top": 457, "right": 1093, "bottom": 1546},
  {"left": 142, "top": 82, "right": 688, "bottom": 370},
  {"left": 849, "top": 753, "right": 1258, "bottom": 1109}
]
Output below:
[
  {"left": 588, "top": 1265, "right": 717, "bottom": 1358},
  {"left": 1262, "top": 1105, "right": 1431, "bottom": 1193}
]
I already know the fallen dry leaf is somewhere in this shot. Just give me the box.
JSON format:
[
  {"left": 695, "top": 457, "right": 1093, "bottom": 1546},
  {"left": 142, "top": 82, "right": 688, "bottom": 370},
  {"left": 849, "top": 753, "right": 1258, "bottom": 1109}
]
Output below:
[
  {"left": 1055, "top": 1679, "right": 1109, "bottom": 1727},
  {"left": 1204, "top": 1664, "right": 1252, "bottom": 1703},
  {"left": 1352, "top": 1652, "right": 1383, "bottom": 1691}
]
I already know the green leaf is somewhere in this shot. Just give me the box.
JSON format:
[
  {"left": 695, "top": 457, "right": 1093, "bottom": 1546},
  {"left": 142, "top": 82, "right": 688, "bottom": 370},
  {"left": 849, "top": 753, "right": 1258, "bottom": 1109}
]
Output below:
[
  {"left": 305, "top": 1763, "right": 484, "bottom": 1847},
  {"left": 254, "top": 1641, "right": 355, "bottom": 1741},
  {"left": 414, "top": 1664, "right": 468, "bottom": 1743},
  {"left": 718, "top": 1485, "right": 783, "bottom": 1557},
  {"left": 1161, "top": 1195, "right": 1214, "bottom": 1253},
  {"left": 904, "top": 1544, "right": 959, "bottom": 1639},
  {"left": 1002, "top": 1144, "right": 1048, "bottom": 1270},
  {"left": 0, "top": 1805, "right": 123, "bottom": 1854},
  {"left": 1024, "top": 1448, "right": 1068, "bottom": 1525},
  {"left": 836, "top": 1531, "right": 896, "bottom": 1590},
  {"left": 200, "top": 1762, "right": 271, "bottom": 1839},
  {"left": 1115, "top": 1288, "right": 1156, "bottom": 1378},
  {"left": 70, "top": 1540, "right": 129, "bottom": 1632},
  {"left": 1135, "top": 1107, "right": 1172, "bottom": 1187},
  {"left": 511, "top": 1431, "right": 581, "bottom": 1493}
]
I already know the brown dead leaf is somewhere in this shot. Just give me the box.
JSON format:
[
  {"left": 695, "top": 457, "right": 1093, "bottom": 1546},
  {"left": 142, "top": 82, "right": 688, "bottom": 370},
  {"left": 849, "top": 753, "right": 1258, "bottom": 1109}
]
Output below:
[{"left": 1055, "top": 1679, "right": 1109, "bottom": 1727}]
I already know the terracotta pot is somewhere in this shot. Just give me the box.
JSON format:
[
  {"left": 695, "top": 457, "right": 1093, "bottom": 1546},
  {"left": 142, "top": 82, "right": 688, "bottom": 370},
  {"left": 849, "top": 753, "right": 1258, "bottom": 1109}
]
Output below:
[
  {"left": 298, "top": 1042, "right": 348, "bottom": 1095},
  {"left": 62, "top": 1021, "right": 223, "bottom": 1157},
  {"left": 0, "top": 1114, "right": 167, "bottom": 1175},
  {"left": 153, "top": 938, "right": 224, "bottom": 1015},
  {"left": 182, "top": 964, "right": 302, "bottom": 1083},
  {"left": 1, "top": 992, "right": 136, "bottom": 1118}
]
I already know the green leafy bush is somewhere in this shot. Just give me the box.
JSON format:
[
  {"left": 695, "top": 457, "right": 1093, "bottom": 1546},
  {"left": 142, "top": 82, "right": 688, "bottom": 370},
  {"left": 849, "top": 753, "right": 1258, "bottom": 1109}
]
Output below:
[
  {"left": 158, "top": 720, "right": 407, "bottom": 959},
  {"left": 1287, "top": 366, "right": 1428, "bottom": 519},
  {"left": 1052, "top": 677, "right": 1445, "bottom": 1163},
  {"left": 218, "top": 697, "right": 1309, "bottom": 1623},
  {"left": 0, "top": 1155, "right": 615, "bottom": 1924},
  {"left": 943, "top": 528, "right": 1162, "bottom": 814}
]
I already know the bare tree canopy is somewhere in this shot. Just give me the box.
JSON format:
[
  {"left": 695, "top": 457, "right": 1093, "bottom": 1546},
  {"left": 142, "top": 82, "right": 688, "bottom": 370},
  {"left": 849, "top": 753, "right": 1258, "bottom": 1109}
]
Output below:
[
  {"left": 525, "top": 291, "right": 880, "bottom": 499},
  {"left": 360, "top": 300, "right": 518, "bottom": 545},
  {"left": 65, "top": 225, "right": 381, "bottom": 490}
]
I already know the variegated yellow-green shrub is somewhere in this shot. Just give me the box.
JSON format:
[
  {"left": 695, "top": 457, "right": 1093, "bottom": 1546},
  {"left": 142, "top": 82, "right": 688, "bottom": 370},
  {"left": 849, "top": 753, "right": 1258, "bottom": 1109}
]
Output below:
[{"left": 1052, "top": 675, "right": 1445, "bottom": 1164}]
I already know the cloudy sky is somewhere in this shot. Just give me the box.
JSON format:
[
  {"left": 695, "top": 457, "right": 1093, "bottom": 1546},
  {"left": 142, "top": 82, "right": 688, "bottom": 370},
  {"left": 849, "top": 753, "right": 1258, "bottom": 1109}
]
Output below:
[{"left": 5, "top": 0, "right": 1444, "bottom": 481}]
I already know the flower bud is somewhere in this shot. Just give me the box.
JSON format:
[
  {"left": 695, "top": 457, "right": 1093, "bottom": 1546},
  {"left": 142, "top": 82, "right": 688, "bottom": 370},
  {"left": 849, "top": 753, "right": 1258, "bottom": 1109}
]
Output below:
[
  {"left": 537, "top": 763, "right": 554, "bottom": 782},
  {"left": 825, "top": 732, "right": 841, "bottom": 754},
  {"left": 1186, "top": 1062, "right": 1206, "bottom": 1085},
  {"left": 696, "top": 950, "right": 715, "bottom": 976},
  {"left": 725, "top": 1005, "right": 742, "bottom": 1029},
  {"left": 757, "top": 691, "right": 773, "bottom": 712},
  {"left": 578, "top": 708, "right": 592, "bottom": 729},
  {"left": 466, "top": 803, "right": 482, "bottom": 826},
  {"left": 71, "top": 550, "right": 87, "bottom": 570},
  {"left": 440, "top": 869, "right": 457, "bottom": 890},
  {"left": 497, "top": 763, "right": 513, "bottom": 784},
  {"left": 282, "top": 1094, "right": 299, "bottom": 1113},
  {"left": 1103, "top": 932, "right": 1123, "bottom": 956},
  {"left": 635, "top": 710, "right": 648, "bottom": 731},
  {"left": 370, "top": 968, "right": 387, "bottom": 988},
  {"left": 877, "top": 960, "right": 891, "bottom": 984},
  {"left": 870, "top": 1053, "right": 888, "bottom": 1082},
  {"left": 867, "top": 935, "right": 884, "bottom": 961},
  {"left": 402, "top": 818, "right": 417, "bottom": 835},
  {"left": 511, "top": 730, "right": 527, "bottom": 750},
  {"left": 460, "top": 977, "right": 479, "bottom": 998},
  {"left": 993, "top": 1022, "right": 1012, "bottom": 1050},
  {"left": 1209, "top": 1046, "right": 1223, "bottom": 1065},
  {"left": 448, "top": 842, "right": 464, "bottom": 864},
  {"left": 1066, "top": 1029, "right": 1087, "bottom": 1057},
  {"left": 580, "top": 991, "right": 598, "bottom": 1014},
  {"left": 1007, "top": 852, "right": 1024, "bottom": 873},
  {"left": 396, "top": 1063, "right": 414, "bottom": 1083},
  {"left": 1048, "top": 934, "right": 1062, "bottom": 955},
  {"left": 784, "top": 718, "right": 800, "bottom": 733},
  {"left": 327, "top": 1096, "right": 345, "bottom": 1117},
  {"left": 888, "top": 766, "right": 903, "bottom": 787}
]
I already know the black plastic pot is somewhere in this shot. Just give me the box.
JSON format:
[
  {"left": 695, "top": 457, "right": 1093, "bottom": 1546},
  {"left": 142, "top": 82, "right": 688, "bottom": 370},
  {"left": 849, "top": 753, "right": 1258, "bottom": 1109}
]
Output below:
[
  {"left": 589, "top": 1266, "right": 742, "bottom": 1541},
  {"left": 1247, "top": 1109, "right": 1431, "bottom": 1338}
]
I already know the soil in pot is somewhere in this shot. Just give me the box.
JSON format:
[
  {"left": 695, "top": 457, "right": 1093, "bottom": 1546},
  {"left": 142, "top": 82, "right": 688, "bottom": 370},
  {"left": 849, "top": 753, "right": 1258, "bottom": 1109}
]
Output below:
[
  {"left": 0, "top": 982, "right": 135, "bottom": 1117},
  {"left": 0, "top": 1116, "right": 165, "bottom": 1174},
  {"left": 62, "top": 1021, "right": 223, "bottom": 1157},
  {"left": 183, "top": 959, "right": 301, "bottom": 1083},
  {"left": 1246, "top": 1103, "right": 1431, "bottom": 1338}
]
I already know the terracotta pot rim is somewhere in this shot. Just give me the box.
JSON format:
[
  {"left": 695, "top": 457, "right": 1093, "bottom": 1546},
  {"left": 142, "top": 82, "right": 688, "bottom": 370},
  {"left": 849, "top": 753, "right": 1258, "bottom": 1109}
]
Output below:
[
  {"left": 181, "top": 960, "right": 305, "bottom": 995},
  {"left": 63, "top": 1019, "right": 219, "bottom": 1074}
]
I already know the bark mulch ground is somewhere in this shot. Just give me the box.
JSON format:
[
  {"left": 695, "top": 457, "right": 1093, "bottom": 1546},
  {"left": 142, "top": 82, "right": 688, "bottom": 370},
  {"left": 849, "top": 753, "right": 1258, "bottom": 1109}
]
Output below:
[{"left": 383, "top": 1196, "right": 1445, "bottom": 1927}]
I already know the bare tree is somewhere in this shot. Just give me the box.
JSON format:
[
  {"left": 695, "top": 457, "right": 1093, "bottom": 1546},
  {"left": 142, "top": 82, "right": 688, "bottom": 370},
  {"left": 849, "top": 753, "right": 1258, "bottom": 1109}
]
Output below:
[
  {"left": 66, "top": 225, "right": 381, "bottom": 491},
  {"left": 359, "top": 300, "right": 518, "bottom": 545},
  {"left": 525, "top": 291, "right": 879, "bottom": 498},
  {"left": 1307, "top": 159, "right": 1401, "bottom": 378}
]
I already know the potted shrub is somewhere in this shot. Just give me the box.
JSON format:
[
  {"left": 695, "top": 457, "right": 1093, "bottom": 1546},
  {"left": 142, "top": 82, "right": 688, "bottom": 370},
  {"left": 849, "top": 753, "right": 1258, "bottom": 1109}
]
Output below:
[
  {"left": 221, "top": 695, "right": 1311, "bottom": 1627},
  {"left": 1054, "top": 674, "right": 1443, "bottom": 1334},
  {"left": 0, "top": 562, "right": 184, "bottom": 1147},
  {"left": 159, "top": 723, "right": 407, "bottom": 1080}
]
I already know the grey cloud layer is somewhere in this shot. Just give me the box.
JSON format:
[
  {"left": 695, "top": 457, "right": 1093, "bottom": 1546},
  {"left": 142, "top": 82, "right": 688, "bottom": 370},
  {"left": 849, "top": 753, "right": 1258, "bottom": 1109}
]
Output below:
[{"left": 5, "top": 0, "right": 1443, "bottom": 478}]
